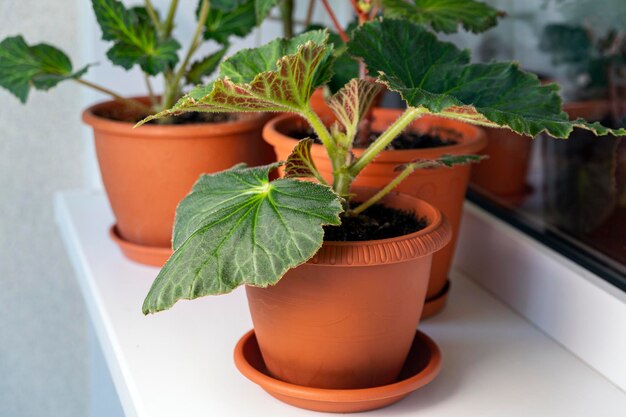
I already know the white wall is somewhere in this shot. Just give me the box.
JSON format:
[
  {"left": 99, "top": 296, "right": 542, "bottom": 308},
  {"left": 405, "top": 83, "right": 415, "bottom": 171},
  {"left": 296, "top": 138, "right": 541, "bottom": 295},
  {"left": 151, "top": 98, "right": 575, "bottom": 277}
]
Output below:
[{"left": 0, "top": 1, "right": 88, "bottom": 416}]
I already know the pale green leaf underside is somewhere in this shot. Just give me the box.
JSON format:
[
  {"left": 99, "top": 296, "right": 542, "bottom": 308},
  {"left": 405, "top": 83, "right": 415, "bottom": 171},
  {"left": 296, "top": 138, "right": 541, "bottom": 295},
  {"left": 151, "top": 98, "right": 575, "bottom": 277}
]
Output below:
[
  {"left": 349, "top": 19, "right": 626, "bottom": 138},
  {"left": 284, "top": 139, "right": 320, "bottom": 179},
  {"left": 382, "top": 0, "right": 502, "bottom": 34},
  {"left": 0, "top": 36, "right": 88, "bottom": 103},
  {"left": 328, "top": 78, "right": 383, "bottom": 138},
  {"left": 138, "top": 30, "right": 334, "bottom": 125},
  {"left": 142, "top": 163, "right": 342, "bottom": 314}
]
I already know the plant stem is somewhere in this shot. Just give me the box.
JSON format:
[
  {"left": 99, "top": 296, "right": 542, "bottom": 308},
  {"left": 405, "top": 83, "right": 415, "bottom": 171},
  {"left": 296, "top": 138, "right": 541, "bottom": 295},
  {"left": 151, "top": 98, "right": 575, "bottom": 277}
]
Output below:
[
  {"left": 349, "top": 107, "right": 426, "bottom": 177},
  {"left": 163, "top": 0, "right": 180, "bottom": 38},
  {"left": 279, "top": 0, "right": 294, "bottom": 38},
  {"left": 144, "top": 0, "right": 163, "bottom": 35},
  {"left": 75, "top": 78, "right": 152, "bottom": 114},
  {"left": 163, "top": 0, "right": 210, "bottom": 109},
  {"left": 349, "top": 159, "right": 440, "bottom": 215},
  {"left": 302, "top": 107, "right": 336, "bottom": 155},
  {"left": 144, "top": 74, "right": 157, "bottom": 108},
  {"left": 320, "top": 0, "right": 349, "bottom": 42},
  {"left": 304, "top": 0, "right": 316, "bottom": 28}
]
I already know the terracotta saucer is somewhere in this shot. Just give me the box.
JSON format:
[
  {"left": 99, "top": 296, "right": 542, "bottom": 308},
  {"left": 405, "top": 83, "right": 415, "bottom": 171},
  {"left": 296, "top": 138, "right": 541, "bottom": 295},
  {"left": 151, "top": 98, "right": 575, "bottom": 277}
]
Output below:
[
  {"left": 422, "top": 280, "right": 450, "bottom": 319},
  {"left": 109, "top": 225, "right": 172, "bottom": 267},
  {"left": 233, "top": 329, "right": 442, "bottom": 413}
]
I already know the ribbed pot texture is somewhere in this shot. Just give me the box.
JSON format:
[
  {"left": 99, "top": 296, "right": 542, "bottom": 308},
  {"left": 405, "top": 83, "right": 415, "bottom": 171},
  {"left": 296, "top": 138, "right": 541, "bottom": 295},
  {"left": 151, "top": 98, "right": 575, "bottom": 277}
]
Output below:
[
  {"left": 264, "top": 110, "right": 485, "bottom": 315},
  {"left": 83, "top": 98, "right": 275, "bottom": 249},
  {"left": 245, "top": 188, "right": 451, "bottom": 389}
]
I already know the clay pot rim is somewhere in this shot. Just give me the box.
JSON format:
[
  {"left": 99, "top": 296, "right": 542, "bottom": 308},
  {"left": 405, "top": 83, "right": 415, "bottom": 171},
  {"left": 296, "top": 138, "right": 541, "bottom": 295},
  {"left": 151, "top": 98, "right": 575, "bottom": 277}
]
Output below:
[
  {"left": 82, "top": 96, "right": 268, "bottom": 137},
  {"left": 264, "top": 110, "right": 487, "bottom": 162},
  {"left": 310, "top": 187, "right": 452, "bottom": 266},
  {"left": 233, "top": 329, "right": 442, "bottom": 403}
]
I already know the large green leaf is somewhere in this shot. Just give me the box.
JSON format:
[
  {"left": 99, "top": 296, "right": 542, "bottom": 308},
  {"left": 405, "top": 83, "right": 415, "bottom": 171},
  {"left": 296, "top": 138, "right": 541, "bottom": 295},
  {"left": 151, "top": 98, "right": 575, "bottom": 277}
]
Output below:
[
  {"left": 142, "top": 163, "right": 343, "bottom": 314},
  {"left": 92, "top": 0, "right": 180, "bottom": 75},
  {"left": 138, "top": 30, "right": 334, "bottom": 124},
  {"left": 349, "top": 19, "right": 626, "bottom": 138},
  {"left": 382, "top": 0, "right": 502, "bottom": 34},
  {"left": 0, "top": 36, "right": 89, "bottom": 103},
  {"left": 255, "top": 0, "right": 279, "bottom": 22},
  {"left": 202, "top": 0, "right": 257, "bottom": 44}
]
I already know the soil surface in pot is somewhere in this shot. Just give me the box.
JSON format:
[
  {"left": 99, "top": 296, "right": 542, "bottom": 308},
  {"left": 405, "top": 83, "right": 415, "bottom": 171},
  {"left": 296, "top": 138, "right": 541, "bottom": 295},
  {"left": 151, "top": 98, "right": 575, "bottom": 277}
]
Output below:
[
  {"left": 323, "top": 202, "right": 427, "bottom": 241},
  {"left": 94, "top": 105, "right": 236, "bottom": 124},
  {"left": 290, "top": 127, "right": 459, "bottom": 150}
]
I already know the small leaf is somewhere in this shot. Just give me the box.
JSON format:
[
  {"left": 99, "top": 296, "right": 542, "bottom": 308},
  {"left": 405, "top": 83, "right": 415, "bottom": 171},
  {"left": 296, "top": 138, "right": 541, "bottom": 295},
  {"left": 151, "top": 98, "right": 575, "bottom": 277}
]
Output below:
[
  {"left": 186, "top": 47, "right": 228, "bottom": 85},
  {"left": 349, "top": 19, "right": 626, "bottom": 138},
  {"left": 142, "top": 163, "right": 343, "bottom": 314},
  {"left": 0, "top": 36, "right": 89, "bottom": 103},
  {"left": 382, "top": 0, "right": 503, "bottom": 34},
  {"left": 202, "top": 0, "right": 257, "bottom": 44},
  {"left": 92, "top": 0, "right": 180, "bottom": 75},
  {"left": 138, "top": 30, "right": 334, "bottom": 124},
  {"left": 255, "top": 0, "right": 279, "bottom": 22},
  {"left": 284, "top": 139, "right": 322, "bottom": 180},
  {"left": 328, "top": 78, "right": 383, "bottom": 138}
]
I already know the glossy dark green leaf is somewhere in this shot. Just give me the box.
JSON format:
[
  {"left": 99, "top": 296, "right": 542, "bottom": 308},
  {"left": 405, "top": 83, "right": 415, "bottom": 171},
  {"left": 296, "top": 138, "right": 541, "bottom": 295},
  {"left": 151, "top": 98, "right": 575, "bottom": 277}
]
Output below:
[
  {"left": 202, "top": 0, "right": 257, "bottom": 44},
  {"left": 382, "top": 0, "right": 502, "bottom": 34},
  {"left": 0, "top": 36, "right": 89, "bottom": 103},
  {"left": 185, "top": 47, "right": 228, "bottom": 85},
  {"left": 92, "top": 0, "right": 180, "bottom": 75},
  {"left": 142, "top": 163, "right": 343, "bottom": 313},
  {"left": 349, "top": 19, "right": 626, "bottom": 138}
]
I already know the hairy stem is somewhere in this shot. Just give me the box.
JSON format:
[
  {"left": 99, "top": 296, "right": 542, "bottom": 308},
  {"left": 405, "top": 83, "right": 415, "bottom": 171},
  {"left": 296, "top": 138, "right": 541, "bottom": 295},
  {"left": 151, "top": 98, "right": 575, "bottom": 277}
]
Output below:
[
  {"left": 163, "top": 0, "right": 210, "bottom": 109},
  {"left": 279, "top": 0, "right": 294, "bottom": 38},
  {"left": 75, "top": 79, "right": 152, "bottom": 114},
  {"left": 144, "top": 0, "right": 163, "bottom": 35},
  {"left": 320, "top": 0, "right": 349, "bottom": 42},
  {"left": 349, "top": 160, "right": 439, "bottom": 215},
  {"left": 163, "top": 0, "right": 180, "bottom": 38},
  {"left": 350, "top": 107, "right": 426, "bottom": 177}
]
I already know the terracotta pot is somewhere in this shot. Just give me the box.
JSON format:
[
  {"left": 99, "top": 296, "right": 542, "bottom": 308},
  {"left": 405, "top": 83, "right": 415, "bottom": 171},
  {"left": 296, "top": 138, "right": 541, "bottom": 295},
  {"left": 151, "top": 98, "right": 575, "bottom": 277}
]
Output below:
[
  {"left": 83, "top": 98, "right": 275, "bottom": 259},
  {"left": 470, "top": 127, "right": 533, "bottom": 198},
  {"left": 245, "top": 188, "right": 451, "bottom": 390},
  {"left": 264, "top": 110, "right": 486, "bottom": 317}
]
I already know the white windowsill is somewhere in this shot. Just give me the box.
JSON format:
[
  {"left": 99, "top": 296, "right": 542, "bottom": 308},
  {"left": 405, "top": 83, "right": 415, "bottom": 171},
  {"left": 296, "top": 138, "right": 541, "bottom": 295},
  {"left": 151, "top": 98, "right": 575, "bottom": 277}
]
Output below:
[{"left": 54, "top": 189, "right": 626, "bottom": 417}]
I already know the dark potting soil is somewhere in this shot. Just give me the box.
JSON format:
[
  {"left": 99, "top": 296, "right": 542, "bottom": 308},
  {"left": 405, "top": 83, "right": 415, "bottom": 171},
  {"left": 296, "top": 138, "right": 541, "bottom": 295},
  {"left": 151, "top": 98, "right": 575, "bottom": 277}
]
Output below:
[
  {"left": 95, "top": 106, "right": 236, "bottom": 124},
  {"left": 323, "top": 202, "right": 427, "bottom": 242},
  {"left": 289, "top": 127, "right": 459, "bottom": 150}
]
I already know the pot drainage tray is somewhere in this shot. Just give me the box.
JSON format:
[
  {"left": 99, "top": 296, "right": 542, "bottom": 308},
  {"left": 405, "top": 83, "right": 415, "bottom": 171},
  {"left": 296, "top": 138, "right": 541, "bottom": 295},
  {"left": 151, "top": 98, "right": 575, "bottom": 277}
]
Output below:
[{"left": 233, "top": 329, "right": 442, "bottom": 413}]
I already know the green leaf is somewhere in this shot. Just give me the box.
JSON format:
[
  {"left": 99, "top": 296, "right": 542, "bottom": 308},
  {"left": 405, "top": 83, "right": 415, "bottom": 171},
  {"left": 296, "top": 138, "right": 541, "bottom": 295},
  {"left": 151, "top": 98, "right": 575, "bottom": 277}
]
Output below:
[
  {"left": 255, "top": 0, "right": 279, "bottom": 22},
  {"left": 142, "top": 163, "right": 343, "bottom": 314},
  {"left": 349, "top": 19, "right": 626, "bottom": 138},
  {"left": 138, "top": 30, "right": 334, "bottom": 124},
  {"left": 185, "top": 47, "right": 228, "bottom": 85},
  {"left": 304, "top": 23, "right": 359, "bottom": 93},
  {"left": 202, "top": 0, "right": 257, "bottom": 44},
  {"left": 382, "top": 0, "right": 503, "bottom": 34},
  {"left": 92, "top": 0, "right": 180, "bottom": 75},
  {"left": 328, "top": 78, "right": 383, "bottom": 139},
  {"left": 284, "top": 139, "right": 323, "bottom": 180},
  {"left": 0, "top": 36, "right": 89, "bottom": 103}
]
